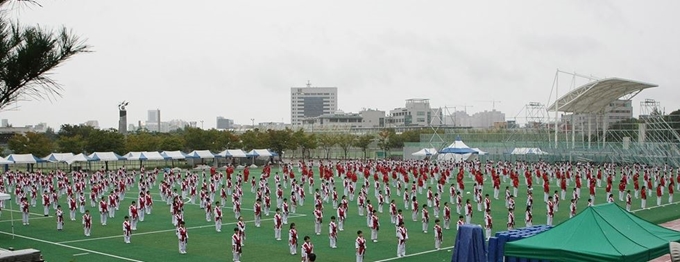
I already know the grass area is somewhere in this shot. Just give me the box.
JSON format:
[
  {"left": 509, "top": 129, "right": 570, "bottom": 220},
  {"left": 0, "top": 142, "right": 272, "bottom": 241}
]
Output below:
[{"left": 1, "top": 168, "right": 680, "bottom": 262}]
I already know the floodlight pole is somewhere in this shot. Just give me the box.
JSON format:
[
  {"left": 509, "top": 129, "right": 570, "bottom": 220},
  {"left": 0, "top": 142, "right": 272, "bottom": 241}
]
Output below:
[{"left": 554, "top": 71, "right": 559, "bottom": 149}]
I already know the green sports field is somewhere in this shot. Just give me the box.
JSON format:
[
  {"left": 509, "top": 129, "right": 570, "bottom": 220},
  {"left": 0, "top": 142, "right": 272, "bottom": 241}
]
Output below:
[{"left": 1, "top": 168, "right": 679, "bottom": 262}]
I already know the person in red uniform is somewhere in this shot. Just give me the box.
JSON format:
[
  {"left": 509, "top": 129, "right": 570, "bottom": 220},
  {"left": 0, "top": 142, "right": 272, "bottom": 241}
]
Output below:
[
  {"left": 301, "top": 236, "right": 314, "bottom": 262},
  {"left": 355, "top": 230, "right": 366, "bottom": 262},
  {"left": 123, "top": 216, "right": 132, "bottom": 243},
  {"left": 176, "top": 221, "right": 188, "bottom": 254},
  {"left": 82, "top": 209, "right": 92, "bottom": 236}
]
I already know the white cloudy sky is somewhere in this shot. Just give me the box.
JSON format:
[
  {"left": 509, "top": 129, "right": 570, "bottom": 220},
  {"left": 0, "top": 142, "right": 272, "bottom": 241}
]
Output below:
[{"left": 1, "top": 0, "right": 679, "bottom": 130}]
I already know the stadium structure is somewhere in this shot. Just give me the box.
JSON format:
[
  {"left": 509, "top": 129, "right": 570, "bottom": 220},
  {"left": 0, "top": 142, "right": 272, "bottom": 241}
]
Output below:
[{"left": 410, "top": 70, "right": 680, "bottom": 166}]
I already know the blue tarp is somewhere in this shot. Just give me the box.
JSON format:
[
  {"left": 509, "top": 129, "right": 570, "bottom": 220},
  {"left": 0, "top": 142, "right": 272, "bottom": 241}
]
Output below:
[
  {"left": 452, "top": 224, "right": 487, "bottom": 262},
  {"left": 440, "top": 147, "right": 478, "bottom": 154}
]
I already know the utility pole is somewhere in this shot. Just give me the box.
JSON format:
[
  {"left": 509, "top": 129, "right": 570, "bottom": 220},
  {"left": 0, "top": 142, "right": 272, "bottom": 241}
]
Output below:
[
  {"left": 200, "top": 120, "right": 204, "bottom": 129},
  {"left": 251, "top": 118, "right": 255, "bottom": 128}
]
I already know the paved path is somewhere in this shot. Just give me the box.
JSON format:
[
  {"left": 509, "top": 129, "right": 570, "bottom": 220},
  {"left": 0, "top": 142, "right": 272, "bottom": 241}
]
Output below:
[{"left": 650, "top": 219, "right": 680, "bottom": 262}]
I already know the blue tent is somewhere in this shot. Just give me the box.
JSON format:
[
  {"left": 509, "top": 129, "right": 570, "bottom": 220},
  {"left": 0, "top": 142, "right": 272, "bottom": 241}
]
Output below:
[{"left": 439, "top": 136, "right": 478, "bottom": 154}]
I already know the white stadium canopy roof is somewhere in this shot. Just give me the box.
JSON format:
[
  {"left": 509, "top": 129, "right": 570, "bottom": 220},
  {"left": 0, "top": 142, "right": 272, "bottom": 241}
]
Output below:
[{"left": 548, "top": 77, "right": 657, "bottom": 114}]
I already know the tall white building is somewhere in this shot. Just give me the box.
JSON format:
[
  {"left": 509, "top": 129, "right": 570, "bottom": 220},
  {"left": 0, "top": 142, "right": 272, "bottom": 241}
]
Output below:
[
  {"left": 290, "top": 81, "right": 338, "bottom": 126},
  {"left": 387, "top": 99, "right": 442, "bottom": 127}
]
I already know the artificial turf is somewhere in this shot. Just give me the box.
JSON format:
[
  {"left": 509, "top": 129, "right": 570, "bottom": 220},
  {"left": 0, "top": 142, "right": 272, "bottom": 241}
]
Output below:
[{"left": 1, "top": 167, "right": 679, "bottom": 262}]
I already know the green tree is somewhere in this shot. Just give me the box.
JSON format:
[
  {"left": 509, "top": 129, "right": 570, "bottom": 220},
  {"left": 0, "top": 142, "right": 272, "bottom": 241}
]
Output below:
[
  {"left": 376, "top": 129, "right": 395, "bottom": 157},
  {"left": 57, "top": 134, "right": 85, "bottom": 153},
  {"left": 7, "top": 131, "right": 54, "bottom": 156},
  {"left": 182, "top": 127, "right": 210, "bottom": 151},
  {"left": 125, "top": 131, "right": 161, "bottom": 152},
  {"left": 240, "top": 129, "right": 269, "bottom": 151},
  {"left": 336, "top": 134, "right": 355, "bottom": 159},
  {"left": 353, "top": 134, "right": 374, "bottom": 159},
  {"left": 85, "top": 129, "right": 126, "bottom": 154},
  {"left": 293, "top": 130, "right": 317, "bottom": 160},
  {"left": 267, "top": 129, "right": 294, "bottom": 158},
  {"left": 0, "top": 0, "right": 90, "bottom": 110},
  {"left": 317, "top": 133, "right": 338, "bottom": 159},
  {"left": 158, "top": 135, "right": 184, "bottom": 151}
]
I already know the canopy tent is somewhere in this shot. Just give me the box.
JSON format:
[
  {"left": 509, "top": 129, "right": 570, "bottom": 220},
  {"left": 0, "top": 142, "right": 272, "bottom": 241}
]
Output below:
[
  {"left": 437, "top": 136, "right": 478, "bottom": 162},
  {"left": 185, "top": 150, "right": 216, "bottom": 159},
  {"left": 0, "top": 157, "right": 12, "bottom": 165},
  {"left": 123, "top": 151, "right": 168, "bottom": 161},
  {"left": 412, "top": 148, "right": 438, "bottom": 156},
  {"left": 510, "top": 147, "right": 549, "bottom": 155},
  {"left": 141, "top": 151, "right": 169, "bottom": 161},
  {"left": 247, "top": 149, "right": 273, "bottom": 157},
  {"left": 471, "top": 148, "right": 487, "bottom": 155},
  {"left": 88, "top": 152, "right": 126, "bottom": 162},
  {"left": 5, "top": 154, "right": 43, "bottom": 164},
  {"left": 65, "top": 153, "right": 93, "bottom": 165},
  {"left": 42, "top": 153, "right": 75, "bottom": 163},
  {"left": 0, "top": 192, "right": 15, "bottom": 238},
  {"left": 504, "top": 203, "right": 680, "bottom": 262},
  {"left": 161, "top": 151, "right": 190, "bottom": 160},
  {"left": 216, "top": 149, "right": 248, "bottom": 158}
]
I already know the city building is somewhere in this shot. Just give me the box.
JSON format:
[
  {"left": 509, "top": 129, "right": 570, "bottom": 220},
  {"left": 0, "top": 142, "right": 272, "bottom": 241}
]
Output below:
[
  {"left": 444, "top": 110, "right": 506, "bottom": 128},
  {"left": 84, "top": 120, "right": 100, "bottom": 129},
  {"left": 146, "top": 109, "right": 161, "bottom": 132},
  {"left": 302, "top": 111, "right": 363, "bottom": 130},
  {"left": 386, "top": 99, "right": 442, "bottom": 127},
  {"left": 359, "top": 108, "right": 386, "bottom": 128},
  {"left": 290, "top": 81, "right": 338, "bottom": 126},
  {"left": 564, "top": 99, "right": 633, "bottom": 133},
  {"left": 469, "top": 110, "right": 506, "bottom": 128},
  {"left": 216, "top": 117, "right": 234, "bottom": 130}
]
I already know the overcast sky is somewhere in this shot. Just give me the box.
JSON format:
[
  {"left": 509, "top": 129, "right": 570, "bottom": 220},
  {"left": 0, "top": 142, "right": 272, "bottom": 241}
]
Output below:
[{"left": 1, "top": 0, "right": 679, "bottom": 130}]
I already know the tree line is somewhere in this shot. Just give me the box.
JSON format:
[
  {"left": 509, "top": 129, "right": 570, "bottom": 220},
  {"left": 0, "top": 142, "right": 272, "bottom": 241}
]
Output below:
[{"left": 6, "top": 124, "right": 437, "bottom": 160}]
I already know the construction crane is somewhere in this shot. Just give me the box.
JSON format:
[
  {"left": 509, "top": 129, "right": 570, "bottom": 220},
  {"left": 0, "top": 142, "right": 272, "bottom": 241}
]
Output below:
[{"left": 477, "top": 100, "right": 502, "bottom": 111}]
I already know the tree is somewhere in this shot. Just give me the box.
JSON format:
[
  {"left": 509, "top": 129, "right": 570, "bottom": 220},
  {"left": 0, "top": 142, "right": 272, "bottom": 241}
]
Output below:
[
  {"left": 317, "top": 133, "right": 338, "bottom": 159},
  {"left": 7, "top": 131, "right": 53, "bottom": 156},
  {"left": 125, "top": 131, "right": 160, "bottom": 152},
  {"left": 85, "top": 129, "right": 126, "bottom": 154},
  {"left": 0, "top": 0, "right": 90, "bottom": 110},
  {"left": 57, "top": 124, "right": 96, "bottom": 153},
  {"left": 57, "top": 134, "right": 85, "bottom": 153},
  {"left": 267, "top": 129, "right": 294, "bottom": 158},
  {"left": 240, "top": 129, "right": 269, "bottom": 151},
  {"left": 376, "top": 129, "right": 396, "bottom": 158},
  {"left": 182, "top": 127, "right": 210, "bottom": 151},
  {"left": 335, "top": 134, "right": 355, "bottom": 159},
  {"left": 158, "top": 135, "right": 184, "bottom": 151},
  {"left": 353, "top": 134, "right": 374, "bottom": 159},
  {"left": 293, "top": 130, "right": 317, "bottom": 160}
]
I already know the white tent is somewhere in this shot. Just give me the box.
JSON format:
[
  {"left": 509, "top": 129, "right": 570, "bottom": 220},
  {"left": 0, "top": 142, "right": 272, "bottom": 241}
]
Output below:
[
  {"left": 88, "top": 152, "right": 126, "bottom": 161},
  {"left": 141, "top": 151, "right": 168, "bottom": 161},
  {"left": 5, "top": 154, "right": 41, "bottom": 164},
  {"left": 472, "top": 148, "right": 487, "bottom": 155},
  {"left": 510, "top": 148, "right": 549, "bottom": 155},
  {"left": 161, "top": 151, "right": 189, "bottom": 160},
  {"left": 0, "top": 157, "right": 12, "bottom": 165},
  {"left": 216, "top": 149, "right": 248, "bottom": 158},
  {"left": 123, "top": 152, "right": 145, "bottom": 161},
  {"left": 65, "top": 153, "right": 93, "bottom": 165},
  {"left": 247, "top": 149, "right": 273, "bottom": 157},
  {"left": 437, "top": 137, "right": 478, "bottom": 162},
  {"left": 42, "top": 153, "right": 75, "bottom": 163},
  {"left": 186, "top": 150, "right": 216, "bottom": 159},
  {"left": 412, "top": 148, "right": 438, "bottom": 156},
  {"left": 0, "top": 192, "right": 15, "bottom": 238}
]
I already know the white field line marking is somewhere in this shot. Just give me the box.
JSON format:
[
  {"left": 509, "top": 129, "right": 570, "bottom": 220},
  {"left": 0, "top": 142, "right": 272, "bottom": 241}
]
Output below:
[
  {"left": 0, "top": 230, "right": 143, "bottom": 262},
  {"left": 73, "top": 252, "right": 90, "bottom": 256},
  {"left": 2, "top": 209, "right": 52, "bottom": 217},
  {"left": 57, "top": 213, "right": 307, "bottom": 244},
  {"left": 374, "top": 245, "right": 454, "bottom": 262},
  {"left": 631, "top": 201, "right": 680, "bottom": 213},
  {"left": 0, "top": 216, "right": 52, "bottom": 223}
]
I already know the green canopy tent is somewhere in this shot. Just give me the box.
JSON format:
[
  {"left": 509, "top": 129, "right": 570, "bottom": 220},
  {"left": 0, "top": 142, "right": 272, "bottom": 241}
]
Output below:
[{"left": 504, "top": 203, "right": 680, "bottom": 262}]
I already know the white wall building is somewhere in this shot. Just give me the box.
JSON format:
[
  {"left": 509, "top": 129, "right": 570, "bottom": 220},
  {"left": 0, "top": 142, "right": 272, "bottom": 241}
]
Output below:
[
  {"left": 290, "top": 81, "right": 338, "bottom": 126},
  {"left": 387, "top": 99, "right": 442, "bottom": 127}
]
